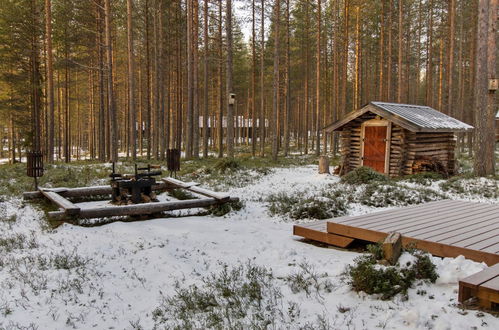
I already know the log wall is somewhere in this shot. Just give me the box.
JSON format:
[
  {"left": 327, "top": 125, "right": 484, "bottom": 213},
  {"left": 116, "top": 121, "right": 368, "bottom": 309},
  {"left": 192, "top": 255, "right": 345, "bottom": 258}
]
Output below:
[{"left": 339, "top": 112, "right": 457, "bottom": 177}]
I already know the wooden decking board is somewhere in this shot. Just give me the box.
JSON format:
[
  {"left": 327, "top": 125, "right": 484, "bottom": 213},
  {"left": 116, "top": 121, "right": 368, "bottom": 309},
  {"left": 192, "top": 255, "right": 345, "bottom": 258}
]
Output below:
[
  {"left": 438, "top": 227, "right": 499, "bottom": 246},
  {"left": 393, "top": 208, "right": 499, "bottom": 240},
  {"left": 422, "top": 218, "right": 499, "bottom": 242},
  {"left": 293, "top": 222, "right": 354, "bottom": 248},
  {"left": 367, "top": 203, "right": 495, "bottom": 232},
  {"left": 333, "top": 200, "right": 456, "bottom": 226},
  {"left": 342, "top": 200, "right": 464, "bottom": 229},
  {"left": 327, "top": 221, "right": 499, "bottom": 265},
  {"left": 294, "top": 201, "right": 498, "bottom": 265},
  {"left": 465, "top": 236, "right": 499, "bottom": 251}
]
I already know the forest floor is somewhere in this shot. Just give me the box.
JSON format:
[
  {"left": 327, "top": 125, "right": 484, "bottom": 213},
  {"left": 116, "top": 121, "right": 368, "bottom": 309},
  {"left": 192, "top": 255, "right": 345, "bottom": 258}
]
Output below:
[{"left": 0, "top": 154, "right": 498, "bottom": 329}]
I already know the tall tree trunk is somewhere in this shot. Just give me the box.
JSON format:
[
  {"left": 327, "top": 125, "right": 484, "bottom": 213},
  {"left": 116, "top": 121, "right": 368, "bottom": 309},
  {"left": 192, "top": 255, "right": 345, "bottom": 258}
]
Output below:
[
  {"left": 251, "top": 0, "right": 257, "bottom": 156},
  {"left": 473, "top": 0, "right": 496, "bottom": 175},
  {"left": 284, "top": 0, "right": 290, "bottom": 156},
  {"left": 397, "top": 0, "right": 403, "bottom": 102},
  {"left": 315, "top": 0, "right": 321, "bottom": 156},
  {"left": 272, "top": 0, "right": 280, "bottom": 160},
  {"left": 31, "top": 0, "right": 42, "bottom": 153},
  {"left": 203, "top": 0, "right": 209, "bottom": 158},
  {"left": 447, "top": 0, "right": 455, "bottom": 116},
  {"left": 104, "top": 0, "right": 117, "bottom": 162},
  {"left": 193, "top": 1, "right": 200, "bottom": 159},
  {"left": 259, "top": 0, "right": 265, "bottom": 157},
  {"left": 45, "top": 0, "right": 55, "bottom": 161},
  {"left": 226, "top": 0, "right": 235, "bottom": 158},
  {"left": 127, "top": 0, "right": 137, "bottom": 160},
  {"left": 217, "top": 0, "right": 224, "bottom": 158}
]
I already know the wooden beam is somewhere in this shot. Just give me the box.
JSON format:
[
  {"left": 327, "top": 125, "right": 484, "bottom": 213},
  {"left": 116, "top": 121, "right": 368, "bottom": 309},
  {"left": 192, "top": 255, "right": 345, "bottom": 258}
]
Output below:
[
  {"left": 47, "top": 197, "right": 239, "bottom": 220},
  {"left": 23, "top": 182, "right": 169, "bottom": 200},
  {"left": 39, "top": 189, "right": 80, "bottom": 216},
  {"left": 162, "top": 177, "right": 230, "bottom": 201}
]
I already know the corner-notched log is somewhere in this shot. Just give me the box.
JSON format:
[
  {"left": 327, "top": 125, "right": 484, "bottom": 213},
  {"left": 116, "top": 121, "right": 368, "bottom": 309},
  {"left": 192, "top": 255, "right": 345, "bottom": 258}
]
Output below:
[
  {"left": 23, "top": 182, "right": 169, "bottom": 200},
  {"left": 47, "top": 197, "right": 240, "bottom": 221}
]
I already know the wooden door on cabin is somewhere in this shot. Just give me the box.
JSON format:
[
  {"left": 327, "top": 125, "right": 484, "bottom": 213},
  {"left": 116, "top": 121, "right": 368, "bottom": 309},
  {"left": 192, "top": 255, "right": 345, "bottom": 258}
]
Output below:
[{"left": 362, "top": 126, "right": 387, "bottom": 173}]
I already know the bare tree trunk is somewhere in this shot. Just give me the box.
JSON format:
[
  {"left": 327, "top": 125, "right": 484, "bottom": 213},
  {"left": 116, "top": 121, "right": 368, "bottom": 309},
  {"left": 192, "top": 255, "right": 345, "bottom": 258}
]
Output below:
[
  {"left": 45, "top": 0, "right": 54, "bottom": 161},
  {"left": 226, "top": 0, "right": 235, "bottom": 158},
  {"left": 259, "top": 0, "right": 265, "bottom": 157},
  {"left": 193, "top": 1, "right": 200, "bottom": 159},
  {"left": 354, "top": 5, "right": 360, "bottom": 109},
  {"left": 272, "top": 0, "right": 280, "bottom": 160},
  {"left": 284, "top": 0, "right": 290, "bottom": 156},
  {"left": 145, "top": 0, "right": 152, "bottom": 159},
  {"left": 217, "top": 0, "right": 223, "bottom": 158},
  {"left": 251, "top": 0, "right": 257, "bottom": 156},
  {"left": 203, "top": 0, "right": 209, "bottom": 158},
  {"left": 447, "top": 0, "right": 456, "bottom": 116},
  {"left": 379, "top": 0, "right": 385, "bottom": 100},
  {"left": 104, "top": 0, "right": 117, "bottom": 162},
  {"left": 397, "top": 0, "right": 403, "bottom": 102},
  {"left": 473, "top": 0, "right": 496, "bottom": 175},
  {"left": 315, "top": 0, "right": 321, "bottom": 156},
  {"left": 127, "top": 0, "right": 137, "bottom": 160}
]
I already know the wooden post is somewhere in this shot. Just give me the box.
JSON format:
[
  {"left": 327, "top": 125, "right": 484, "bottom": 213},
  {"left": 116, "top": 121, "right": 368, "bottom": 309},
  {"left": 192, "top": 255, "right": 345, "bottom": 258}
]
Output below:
[
  {"left": 319, "top": 155, "right": 330, "bottom": 174},
  {"left": 383, "top": 232, "right": 402, "bottom": 265}
]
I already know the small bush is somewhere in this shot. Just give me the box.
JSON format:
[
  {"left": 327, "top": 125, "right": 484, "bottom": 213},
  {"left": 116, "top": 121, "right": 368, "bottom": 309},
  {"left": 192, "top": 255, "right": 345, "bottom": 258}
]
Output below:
[
  {"left": 440, "top": 176, "right": 499, "bottom": 199},
  {"left": 341, "top": 166, "right": 388, "bottom": 185},
  {"left": 168, "top": 189, "right": 196, "bottom": 200},
  {"left": 285, "top": 262, "right": 333, "bottom": 298},
  {"left": 400, "top": 172, "right": 444, "bottom": 186},
  {"left": 152, "top": 261, "right": 286, "bottom": 329},
  {"left": 366, "top": 243, "right": 384, "bottom": 260},
  {"left": 267, "top": 190, "right": 349, "bottom": 220},
  {"left": 208, "top": 199, "right": 245, "bottom": 217},
  {"left": 344, "top": 249, "right": 438, "bottom": 300},
  {"left": 359, "top": 183, "right": 445, "bottom": 208},
  {"left": 214, "top": 158, "right": 241, "bottom": 173}
]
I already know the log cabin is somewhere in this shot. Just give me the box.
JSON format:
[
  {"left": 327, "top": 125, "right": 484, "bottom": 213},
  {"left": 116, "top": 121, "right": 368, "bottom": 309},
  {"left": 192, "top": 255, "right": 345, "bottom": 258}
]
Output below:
[{"left": 324, "top": 102, "right": 473, "bottom": 177}]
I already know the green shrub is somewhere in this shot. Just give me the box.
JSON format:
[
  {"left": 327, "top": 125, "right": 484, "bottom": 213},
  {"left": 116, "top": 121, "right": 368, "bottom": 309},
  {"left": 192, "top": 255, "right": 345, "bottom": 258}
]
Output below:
[
  {"left": 208, "top": 199, "right": 245, "bottom": 217},
  {"left": 152, "top": 262, "right": 285, "bottom": 329},
  {"left": 344, "top": 249, "right": 438, "bottom": 300},
  {"left": 366, "top": 243, "right": 384, "bottom": 260},
  {"left": 214, "top": 158, "right": 241, "bottom": 173},
  {"left": 359, "top": 183, "right": 445, "bottom": 208},
  {"left": 341, "top": 166, "right": 388, "bottom": 185},
  {"left": 440, "top": 176, "right": 499, "bottom": 199},
  {"left": 285, "top": 262, "right": 333, "bottom": 298},
  {"left": 267, "top": 190, "right": 349, "bottom": 220},
  {"left": 400, "top": 172, "right": 444, "bottom": 186},
  {"left": 168, "top": 189, "right": 196, "bottom": 200}
]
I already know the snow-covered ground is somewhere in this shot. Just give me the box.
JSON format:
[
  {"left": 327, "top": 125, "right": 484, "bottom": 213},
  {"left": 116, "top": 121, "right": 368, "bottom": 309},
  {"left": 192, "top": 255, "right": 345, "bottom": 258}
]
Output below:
[{"left": 0, "top": 165, "right": 498, "bottom": 329}]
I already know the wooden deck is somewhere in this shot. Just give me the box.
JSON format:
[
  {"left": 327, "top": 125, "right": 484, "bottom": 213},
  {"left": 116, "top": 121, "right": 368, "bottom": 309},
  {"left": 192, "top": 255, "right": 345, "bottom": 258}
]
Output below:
[{"left": 293, "top": 200, "right": 499, "bottom": 265}]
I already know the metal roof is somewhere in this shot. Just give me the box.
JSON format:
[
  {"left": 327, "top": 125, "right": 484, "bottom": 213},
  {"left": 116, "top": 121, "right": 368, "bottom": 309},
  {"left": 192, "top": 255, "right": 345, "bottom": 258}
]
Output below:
[{"left": 371, "top": 102, "right": 473, "bottom": 131}]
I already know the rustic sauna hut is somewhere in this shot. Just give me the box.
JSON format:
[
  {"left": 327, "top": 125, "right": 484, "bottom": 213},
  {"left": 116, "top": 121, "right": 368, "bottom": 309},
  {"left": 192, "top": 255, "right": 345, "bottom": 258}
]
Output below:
[{"left": 324, "top": 102, "right": 473, "bottom": 177}]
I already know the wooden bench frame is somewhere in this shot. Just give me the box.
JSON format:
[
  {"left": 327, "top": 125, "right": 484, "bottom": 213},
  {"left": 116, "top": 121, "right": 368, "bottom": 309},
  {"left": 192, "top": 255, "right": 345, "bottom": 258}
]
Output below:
[{"left": 458, "top": 263, "right": 499, "bottom": 310}]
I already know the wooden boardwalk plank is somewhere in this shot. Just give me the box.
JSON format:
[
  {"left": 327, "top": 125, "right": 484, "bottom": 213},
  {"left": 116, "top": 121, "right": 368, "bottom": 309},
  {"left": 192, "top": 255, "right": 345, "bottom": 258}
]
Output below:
[
  {"left": 296, "top": 201, "right": 498, "bottom": 265},
  {"left": 327, "top": 221, "right": 499, "bottom": 265},
  {"left": 436, "top": 227, "right": 499, "bottom": 246},
  {"left": 333, "top": 200, "right": 456, "bottom": 226},
  {"left": 419, "top": 217, "right": 499, "bottom": 242},
  {"left": 387, "top": 208, "right": 499, "bottom": 239},
  {"left": 340, "top": 201, "right": 465, "bottom": 229},
  {"left": 366, "top": 203, "right": 496, "bottom": 232}
]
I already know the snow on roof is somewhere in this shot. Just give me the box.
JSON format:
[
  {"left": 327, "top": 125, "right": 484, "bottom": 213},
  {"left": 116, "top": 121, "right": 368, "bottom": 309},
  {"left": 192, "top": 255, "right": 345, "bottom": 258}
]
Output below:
[{"left": 371, "top": 102, "right": 473, "bottom": 131}]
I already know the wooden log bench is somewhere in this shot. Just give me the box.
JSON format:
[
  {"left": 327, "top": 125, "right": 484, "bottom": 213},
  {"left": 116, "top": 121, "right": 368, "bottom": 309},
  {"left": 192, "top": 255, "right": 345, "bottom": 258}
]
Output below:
[{"left": 459, "top": 263, "right": 499, "bottom": 310}]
